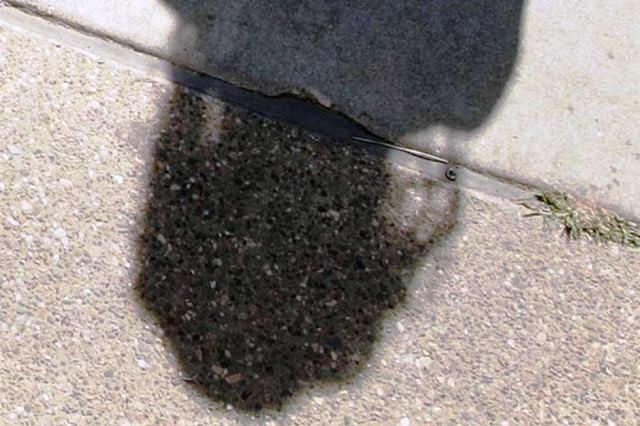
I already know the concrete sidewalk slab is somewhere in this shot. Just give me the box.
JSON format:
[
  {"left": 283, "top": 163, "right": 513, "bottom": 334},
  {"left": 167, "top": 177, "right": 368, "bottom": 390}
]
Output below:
[
  {"left": 5, "top": 0, "right": 640, "bottom": 220},
  {"left": 2, "top": 24, "right": 639, "bottom": 424}
]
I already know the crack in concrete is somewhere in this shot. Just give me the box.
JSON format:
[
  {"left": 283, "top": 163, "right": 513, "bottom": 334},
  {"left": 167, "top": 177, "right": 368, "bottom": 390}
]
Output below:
[{"left": 4, "top": 3, "right": 635, "bottom": 223}]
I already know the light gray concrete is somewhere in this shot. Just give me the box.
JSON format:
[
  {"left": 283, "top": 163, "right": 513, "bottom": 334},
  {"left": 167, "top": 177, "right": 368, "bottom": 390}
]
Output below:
[
  {"left": 408, "top": 1, "right": 640, "bottom": 221},
  {"left": 5, "top": 0, "right": 640, "bottom": 220}
]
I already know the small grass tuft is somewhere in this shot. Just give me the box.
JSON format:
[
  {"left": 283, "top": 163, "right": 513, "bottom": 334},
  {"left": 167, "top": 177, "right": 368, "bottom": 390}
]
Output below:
[{"left": 521, "top": 191, "right": 640, "bottom": 248}]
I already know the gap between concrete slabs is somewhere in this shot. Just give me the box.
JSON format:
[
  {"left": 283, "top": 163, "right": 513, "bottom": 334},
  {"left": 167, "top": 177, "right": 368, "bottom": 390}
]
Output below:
[
  {"left": 3, "top": 1, "right": 640, "bottom": 224},
  {"left": 0, "top": 4, "right": 585, "bottom": 214}
]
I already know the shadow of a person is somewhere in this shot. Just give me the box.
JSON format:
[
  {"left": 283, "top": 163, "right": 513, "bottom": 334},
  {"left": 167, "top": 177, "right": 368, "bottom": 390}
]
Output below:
[
  {"left": 136, "top": 89, "right": 458, "bottom": 410},
  {"left": 136, "top": 0, "right": 523, "bottom": 412},
  {"left": 157, "top": 0, "right": 524, "bottom": 135}
]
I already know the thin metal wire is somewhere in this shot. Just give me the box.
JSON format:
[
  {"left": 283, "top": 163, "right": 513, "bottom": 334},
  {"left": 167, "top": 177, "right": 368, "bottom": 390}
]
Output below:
[{"left": 351, "top": 136, "right": 450, "bottom": 165}]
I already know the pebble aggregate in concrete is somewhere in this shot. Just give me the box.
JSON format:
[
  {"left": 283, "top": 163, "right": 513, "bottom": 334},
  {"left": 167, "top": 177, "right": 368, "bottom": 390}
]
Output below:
[
  {"left": 1, "top": 24, "right": 639, "bottom": 425},
  {"left": 136, "top": 89, "right": 457, "bottom": 410}
]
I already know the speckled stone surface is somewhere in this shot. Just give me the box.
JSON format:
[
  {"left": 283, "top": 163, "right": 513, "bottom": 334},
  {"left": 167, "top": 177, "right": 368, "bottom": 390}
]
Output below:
[
  {"left": 1, "top": 24, "right": 639, "bottom": 425},
  {"left": 136, "top": 90, "right": 457, "bottom": 411}
]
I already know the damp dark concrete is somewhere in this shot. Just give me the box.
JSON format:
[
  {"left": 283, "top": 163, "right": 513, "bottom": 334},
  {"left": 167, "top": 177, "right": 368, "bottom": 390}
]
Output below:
[
  {"left": 135, "top": 89, "right": 458, "bottom": 411},
  {"left": 160, "top": 1, "right": 525, "bottom": 137}
]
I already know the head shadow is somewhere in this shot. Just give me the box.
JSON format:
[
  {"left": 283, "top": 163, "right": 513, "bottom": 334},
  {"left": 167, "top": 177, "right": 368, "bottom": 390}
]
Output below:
[
  {"left": 135, "top": 88, "right": 459, "bottom": 411},
  {"left": 159, "top": 0, "right": 525, "bottom": 136}
]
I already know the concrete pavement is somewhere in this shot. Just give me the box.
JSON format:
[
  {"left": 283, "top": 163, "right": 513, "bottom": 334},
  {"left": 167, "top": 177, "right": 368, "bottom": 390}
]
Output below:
[
  {"left": 1, "top": 17, "right": 640, "bottom": 425},
  {"left": 4, "top": 0, "right": 640, "bottom": 221}
]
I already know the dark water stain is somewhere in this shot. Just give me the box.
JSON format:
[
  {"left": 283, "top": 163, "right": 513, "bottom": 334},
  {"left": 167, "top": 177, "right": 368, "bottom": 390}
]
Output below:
[{"left": 135, "top": 89, "right": 458, "bottom": 410}]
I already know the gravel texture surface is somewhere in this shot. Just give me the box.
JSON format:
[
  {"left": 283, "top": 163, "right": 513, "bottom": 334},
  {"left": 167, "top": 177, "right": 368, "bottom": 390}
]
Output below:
[{"left": 1, "top": 24, "right": 639, "bottom": 425}]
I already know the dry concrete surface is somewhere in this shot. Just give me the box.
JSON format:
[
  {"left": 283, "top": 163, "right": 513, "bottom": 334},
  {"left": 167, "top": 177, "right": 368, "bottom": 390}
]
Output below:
[
  {"left": 1, "top": 21, "right": 640, "bottom": 426},
  {"left": 4, "top": 0, "right": 640, "bottom": 220}
]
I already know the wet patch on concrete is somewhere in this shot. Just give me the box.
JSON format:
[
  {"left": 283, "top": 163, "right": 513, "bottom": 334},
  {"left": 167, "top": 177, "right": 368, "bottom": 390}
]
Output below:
[{"left": 135, "top": 88, "right": 458, "bottom": 410}]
